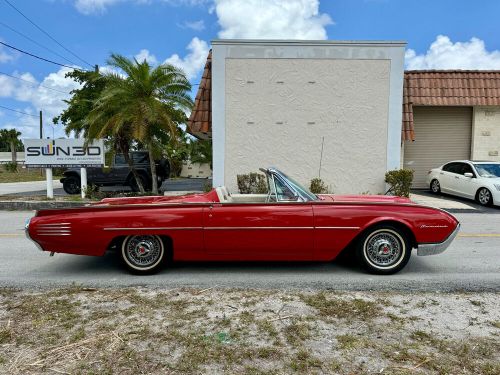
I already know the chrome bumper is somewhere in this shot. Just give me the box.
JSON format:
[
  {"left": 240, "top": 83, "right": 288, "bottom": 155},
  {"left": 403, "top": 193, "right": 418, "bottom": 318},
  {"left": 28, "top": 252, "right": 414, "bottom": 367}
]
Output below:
[
  {"left": 417, "top": 224, "right": 460, "bottom": 256},
  {"left": 25, "top": 218, "right": 44, "bottom": 252}
]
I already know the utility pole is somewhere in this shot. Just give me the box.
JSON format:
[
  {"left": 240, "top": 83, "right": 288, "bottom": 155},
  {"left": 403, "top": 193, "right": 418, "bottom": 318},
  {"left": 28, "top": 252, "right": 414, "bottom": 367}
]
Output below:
[{"left": 39, "top": 110, "right": 43, "bottom": 139}]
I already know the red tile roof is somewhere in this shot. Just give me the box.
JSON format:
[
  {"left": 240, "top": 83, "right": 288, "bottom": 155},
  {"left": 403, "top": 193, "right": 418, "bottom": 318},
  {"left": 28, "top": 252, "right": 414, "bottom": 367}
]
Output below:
[
  {"left": 186, "top": 54, "right": 500, "bottom": 142},
  {"left": 187, "top": 50, "right": 211, "bottom": 139},
  {"left": 403, "top": 70, "right": 500, "bottom": 141}
]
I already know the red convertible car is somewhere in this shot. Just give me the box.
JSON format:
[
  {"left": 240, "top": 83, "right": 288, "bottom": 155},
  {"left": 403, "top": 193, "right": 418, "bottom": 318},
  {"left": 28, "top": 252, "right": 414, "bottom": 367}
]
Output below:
[{"left": 25, "top": 168, "right": 460, "bottom": 275}]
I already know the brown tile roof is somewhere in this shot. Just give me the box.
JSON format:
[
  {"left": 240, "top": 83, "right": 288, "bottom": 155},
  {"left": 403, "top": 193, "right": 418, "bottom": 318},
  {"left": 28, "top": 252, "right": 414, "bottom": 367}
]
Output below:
[
  {"left": 187, "top": 50, "right": 211, "bottom": 139},
  {"left": 403, "top": 70, "right": 500, "bottom": 141}
]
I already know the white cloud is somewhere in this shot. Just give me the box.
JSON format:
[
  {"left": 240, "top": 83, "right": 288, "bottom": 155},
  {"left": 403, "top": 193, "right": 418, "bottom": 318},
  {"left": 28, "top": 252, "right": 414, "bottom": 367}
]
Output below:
[
  {"left": 0, "top": 42, "right": 17, "bottom": 63},
  {"left": 164, "top": 37, "right": 209, "bottom": 79},
  {"left": 0, "top": 68, "right": 82, "bottom": 139},
  {"left": 180, "top": 20, "right": 206, "bottom": 31},
  {"left": 134, "top": 49, "right": 158, "bottom": 64},
  {"left": 74, "top": 0, "right": 124, "bottom": 14},
  {"left": 213, "top": 0, "right": 333, "bottom": 39},
  {"left": 72, "top": 0, "right": 209, "bottom": 14},
  {"left": 406, "top": 35, "right": 500, "bottom": 70}
]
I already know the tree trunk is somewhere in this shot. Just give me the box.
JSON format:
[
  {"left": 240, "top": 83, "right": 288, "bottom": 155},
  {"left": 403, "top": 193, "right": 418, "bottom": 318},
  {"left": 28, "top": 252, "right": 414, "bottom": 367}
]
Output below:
[
  {"left": 10, "top": 141, "right": 16, "bottom": 163},
  {"left": 119, "top": 144, "right": 145, "bottom": 193},
  {"left": 148, "top": 147, "right": 159, "bottom": 195}
]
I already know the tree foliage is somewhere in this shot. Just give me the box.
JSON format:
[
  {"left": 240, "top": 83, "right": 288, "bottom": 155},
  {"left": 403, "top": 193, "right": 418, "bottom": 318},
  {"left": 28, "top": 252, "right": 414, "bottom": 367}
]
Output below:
[{"left": 0, "top": 128, "right": 22, "bottom": 162}]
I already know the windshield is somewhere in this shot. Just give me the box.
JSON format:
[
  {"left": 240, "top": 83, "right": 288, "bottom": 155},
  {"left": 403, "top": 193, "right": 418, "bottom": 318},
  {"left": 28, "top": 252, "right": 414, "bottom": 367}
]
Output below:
[
  {"left": 473, "top": 163, "right": 500, "bottom": 178},
  {"left": 278, "top": 171, "right": 318, "bottom": 201}
]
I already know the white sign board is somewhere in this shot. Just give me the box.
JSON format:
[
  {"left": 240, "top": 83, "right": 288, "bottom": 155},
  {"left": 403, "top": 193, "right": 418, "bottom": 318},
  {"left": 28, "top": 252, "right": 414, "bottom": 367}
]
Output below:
[{"left": 23, "top": 139, "right": 105, "bottom": 168}]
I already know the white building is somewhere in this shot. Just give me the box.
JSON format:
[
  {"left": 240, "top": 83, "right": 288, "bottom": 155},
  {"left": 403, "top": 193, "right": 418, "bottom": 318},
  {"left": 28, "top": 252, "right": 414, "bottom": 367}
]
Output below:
[{"left": 188, "top": 39, "right": 406, "bottom": 194}]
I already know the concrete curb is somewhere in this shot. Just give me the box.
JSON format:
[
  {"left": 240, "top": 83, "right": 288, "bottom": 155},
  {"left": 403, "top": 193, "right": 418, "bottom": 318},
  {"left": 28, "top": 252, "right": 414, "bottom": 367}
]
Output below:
[{"left": 0, "top": 200, "right": 87, "bottom": 211}]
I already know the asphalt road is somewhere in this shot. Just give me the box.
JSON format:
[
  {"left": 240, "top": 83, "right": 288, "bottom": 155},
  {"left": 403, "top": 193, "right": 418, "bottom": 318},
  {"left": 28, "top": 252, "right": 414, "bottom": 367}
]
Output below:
[{"left": 0, "top": 210, "right": 499, "bottom": 291}]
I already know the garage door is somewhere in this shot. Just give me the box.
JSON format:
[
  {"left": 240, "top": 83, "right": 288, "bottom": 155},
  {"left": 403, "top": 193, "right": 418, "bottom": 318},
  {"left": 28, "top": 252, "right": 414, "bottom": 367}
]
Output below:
[{"left": 404, "top": 107, "right": 472, "bottom": 188}]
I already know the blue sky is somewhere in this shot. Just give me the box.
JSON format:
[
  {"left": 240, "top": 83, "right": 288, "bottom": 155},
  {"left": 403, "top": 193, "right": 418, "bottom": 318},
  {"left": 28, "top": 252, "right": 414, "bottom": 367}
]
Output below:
[{"left": 1, "top": 0, "right": 500, "bottom": 138}]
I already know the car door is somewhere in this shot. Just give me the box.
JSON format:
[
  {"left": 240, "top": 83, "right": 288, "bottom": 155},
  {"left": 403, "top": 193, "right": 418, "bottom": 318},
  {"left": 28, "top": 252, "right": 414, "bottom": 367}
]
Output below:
[
  {"left": 454, "top": 163, "right": 477, "bottom": 198},
  {"left": 440, "top": 162, "right": 461, "bottom": 193},
  {"left": 203, "top": 202, "right": 314, "bottom": 261}
]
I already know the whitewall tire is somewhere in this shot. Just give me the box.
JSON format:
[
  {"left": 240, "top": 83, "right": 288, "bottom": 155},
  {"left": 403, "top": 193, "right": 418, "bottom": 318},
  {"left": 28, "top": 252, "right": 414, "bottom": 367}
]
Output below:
[
  {"left": 120, "top": 235, "right": 165, "bottom": 274},
  {"left": 356, "top": 226, "right": 412, "bottom": 275}
]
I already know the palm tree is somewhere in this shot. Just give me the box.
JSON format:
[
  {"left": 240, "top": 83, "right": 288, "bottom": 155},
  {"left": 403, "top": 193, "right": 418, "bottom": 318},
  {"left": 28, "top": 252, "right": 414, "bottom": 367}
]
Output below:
[
  {"left": 85, "top": 54, "right": 193, "bottom": 194},
  {"left": 0, "top": 128, "right": 22, "bottom": 163}
]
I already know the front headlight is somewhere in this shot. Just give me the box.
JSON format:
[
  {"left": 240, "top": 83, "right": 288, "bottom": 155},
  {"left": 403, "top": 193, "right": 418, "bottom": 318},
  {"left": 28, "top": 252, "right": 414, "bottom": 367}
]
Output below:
[{"left": 493, "top": 184, "right": 500, "bottom": 192}]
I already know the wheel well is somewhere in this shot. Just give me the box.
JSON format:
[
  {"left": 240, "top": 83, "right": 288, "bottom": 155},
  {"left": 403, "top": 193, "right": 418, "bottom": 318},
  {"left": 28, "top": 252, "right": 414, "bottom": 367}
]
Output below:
[
  {"left": 357, "top": 220, "right": 417, "bottom": 249},
  {"left": 64, "top": 172, "right": 80, "bottom": 180}
]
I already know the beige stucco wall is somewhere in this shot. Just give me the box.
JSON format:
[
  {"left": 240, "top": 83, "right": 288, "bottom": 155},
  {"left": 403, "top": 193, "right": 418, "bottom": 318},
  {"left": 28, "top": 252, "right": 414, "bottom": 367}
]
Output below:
[
  {"left": 472, "top": 106, "right": 500, "bottom": 161},
  {"left": 224, "top": 58, "right": 390, "bottom": 194}
]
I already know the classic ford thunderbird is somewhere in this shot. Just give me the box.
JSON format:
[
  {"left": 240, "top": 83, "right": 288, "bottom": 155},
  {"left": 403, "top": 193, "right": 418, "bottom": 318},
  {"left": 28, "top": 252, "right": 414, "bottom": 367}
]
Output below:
[{"left": 25, "top": 168, "right": 460, "bottom": 275}]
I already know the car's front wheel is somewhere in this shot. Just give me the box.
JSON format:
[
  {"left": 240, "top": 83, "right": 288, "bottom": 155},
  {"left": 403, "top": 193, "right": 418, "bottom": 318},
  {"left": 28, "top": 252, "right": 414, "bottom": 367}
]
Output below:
[
  {"left": 356, "top": 225, "right": 411, "bottom": 275},
  {"left": 430, "top": 179, "right": 441, "bottom": 194},
  {"left": 476, "top": 187, "right": 493, "bottom": 206},
  {"left": 62, "top": 175, "right": 81, "bottom": 195},
  {"left": 120, "top": 235, "right": 166, "bottom": 274}
]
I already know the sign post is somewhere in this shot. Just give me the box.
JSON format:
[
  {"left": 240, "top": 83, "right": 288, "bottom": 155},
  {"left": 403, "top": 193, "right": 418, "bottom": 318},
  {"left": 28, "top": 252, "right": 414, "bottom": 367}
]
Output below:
[
  {"left": 23, "top": 139, "right": 105, "bottom": 198},
  {"left": 80, "top": 167, "right": 87, "bottom": 198},
  {"left": 45, "top": 168, "right": 53, "bottom": 198}
]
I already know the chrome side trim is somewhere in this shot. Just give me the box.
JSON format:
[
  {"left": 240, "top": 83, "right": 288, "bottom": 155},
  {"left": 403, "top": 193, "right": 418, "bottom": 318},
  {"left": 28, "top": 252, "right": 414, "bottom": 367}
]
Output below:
[
  {"left": 103, "top": 226, "right": 361, "bottom": 231},
  {"left": 315, "top": 226, "right": 360, "bottom": 230},
  {"left": 417, "top": 223, "right": 460, "bottom": 256},
  {"left": 103, "top": 227, "right": 203, "bottom": 231},
  {"left": 204, "top": 226, "right": 311, "bottom": 230}
]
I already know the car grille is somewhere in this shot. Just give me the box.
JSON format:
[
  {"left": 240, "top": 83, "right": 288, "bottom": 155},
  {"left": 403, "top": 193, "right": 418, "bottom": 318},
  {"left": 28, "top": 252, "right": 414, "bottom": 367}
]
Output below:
[{"left": 35, "top": 223, "right": 72, "bottom": 236}]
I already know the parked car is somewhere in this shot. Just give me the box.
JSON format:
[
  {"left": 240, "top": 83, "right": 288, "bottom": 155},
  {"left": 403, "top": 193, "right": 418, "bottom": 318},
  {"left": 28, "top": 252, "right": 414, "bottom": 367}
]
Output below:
[
  {"left": 60, "top": 151, "right": 170, "bottom": 194},
  {"left": 26, "top": 167, "right": 459, "bottom": 275},
  {"left": 427, "top": 160, "right": 500, "bottom": 206}
]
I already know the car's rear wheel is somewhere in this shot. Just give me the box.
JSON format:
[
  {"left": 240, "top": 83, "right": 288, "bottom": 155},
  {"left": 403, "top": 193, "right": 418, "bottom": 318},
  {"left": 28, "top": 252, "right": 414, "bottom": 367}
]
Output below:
[
  {"left": 62, "top": 175, "right": 81, "bottom": 195},
  {"left": 430, "top": 179, "right": 441, "bottom": 194},
  {"left": 120, "top": 235, "right": 166, "bottom": 274},
  {"left": 476, "top": 187, "right": 493, "bottom": 206},
  {"left": 356, "top": 225, "right": 411, "bottom": 275}
]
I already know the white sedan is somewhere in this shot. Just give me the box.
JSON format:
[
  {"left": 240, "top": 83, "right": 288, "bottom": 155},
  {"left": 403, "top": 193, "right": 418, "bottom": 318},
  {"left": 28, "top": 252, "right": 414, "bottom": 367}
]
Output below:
[{"left": 427, "top": 160, "right": 500, "bottom": 206}]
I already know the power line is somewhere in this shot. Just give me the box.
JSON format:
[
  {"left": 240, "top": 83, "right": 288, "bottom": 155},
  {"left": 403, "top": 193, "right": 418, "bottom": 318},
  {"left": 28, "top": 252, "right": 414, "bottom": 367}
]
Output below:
[
  {"left": 2, "top": 0, "right": 93, "bottom": 68},
  {"left": 0, "top": 21, "right": 80, "bottom": 67},
  {"left": 0, "top": 71, "right": 71, "bottom": 95},
  {"left": 0, "top": 41, "right": 81, "bottom": 70},
  {"left": 0, "top": 104, "right": 39, "bottom": 118}
]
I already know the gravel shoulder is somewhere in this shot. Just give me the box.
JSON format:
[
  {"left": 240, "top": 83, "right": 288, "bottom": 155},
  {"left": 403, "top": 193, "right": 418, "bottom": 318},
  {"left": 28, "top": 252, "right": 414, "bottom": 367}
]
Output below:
[{"left": 0, "top": 287, "right": 498, "bottom": 375}]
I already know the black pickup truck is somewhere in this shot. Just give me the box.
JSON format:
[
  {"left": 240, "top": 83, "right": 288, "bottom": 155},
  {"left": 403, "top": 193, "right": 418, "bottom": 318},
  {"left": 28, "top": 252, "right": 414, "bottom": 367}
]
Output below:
[{"left": 60, "top": 151, "right": 170, "bottom": 194}]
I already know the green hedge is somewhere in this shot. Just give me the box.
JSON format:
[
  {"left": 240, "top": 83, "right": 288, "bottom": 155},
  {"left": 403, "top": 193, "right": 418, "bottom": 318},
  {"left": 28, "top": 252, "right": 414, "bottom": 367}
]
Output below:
[
  {"left": 236, "top": 172, "right": 268, "bottom": 194},
  {"left": 385, "top": 169, "right": 414, "bottom": 198}
]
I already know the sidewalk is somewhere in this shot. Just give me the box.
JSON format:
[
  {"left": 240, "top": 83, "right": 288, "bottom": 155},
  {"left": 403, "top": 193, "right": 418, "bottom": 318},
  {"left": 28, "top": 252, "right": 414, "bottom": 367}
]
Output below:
[
  {"left": 410, "top": 192, "right": 476, "bottom": 210},
  {"left": 0, "top": 180, "right": 62, "bottom": 195}
]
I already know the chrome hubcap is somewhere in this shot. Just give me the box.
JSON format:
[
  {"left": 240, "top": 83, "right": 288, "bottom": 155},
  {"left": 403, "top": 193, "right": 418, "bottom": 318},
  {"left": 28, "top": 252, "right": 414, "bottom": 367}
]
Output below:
[
  {"left": 432, "top": 181, "right": 439, "bottom": 192},
  {"left": 366, "top": 233, "right": 401, "bottom": 267},
  {"left": 479, "top": 189, "right": 490, "bottom": 204},
  {"left": 125, "top": 235, "right": 162, "bottom": 267}
]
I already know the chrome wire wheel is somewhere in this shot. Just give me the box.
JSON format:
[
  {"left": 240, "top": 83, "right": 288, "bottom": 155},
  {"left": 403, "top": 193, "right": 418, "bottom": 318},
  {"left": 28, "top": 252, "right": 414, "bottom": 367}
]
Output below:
[
  {"left": 477, "top": 188, "right": 492, "bottom": 206},
  {"left": 121, "top": 235, "right": 164, "bottom": 272},
  {"left": 431, "top": 179, "right": 440, "bottom": 194},
  {"left": 363, "top": 229, "right": 406, "bottom": 270}
]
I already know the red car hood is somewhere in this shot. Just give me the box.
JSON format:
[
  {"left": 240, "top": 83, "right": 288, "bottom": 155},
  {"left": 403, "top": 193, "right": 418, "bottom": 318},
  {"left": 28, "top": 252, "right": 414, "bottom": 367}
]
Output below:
[
  {"left": 318, "top": 194, "right": 413, "bottom": 204},
  {"left": 94, "top": 190, "right": 218, "bottom": 206}
]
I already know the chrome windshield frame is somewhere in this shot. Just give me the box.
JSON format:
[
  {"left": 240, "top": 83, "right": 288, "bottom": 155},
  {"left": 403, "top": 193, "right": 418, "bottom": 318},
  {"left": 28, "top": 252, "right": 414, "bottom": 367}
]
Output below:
[{"left": 260, "top": 167, "right": 317, "bottom": 202}]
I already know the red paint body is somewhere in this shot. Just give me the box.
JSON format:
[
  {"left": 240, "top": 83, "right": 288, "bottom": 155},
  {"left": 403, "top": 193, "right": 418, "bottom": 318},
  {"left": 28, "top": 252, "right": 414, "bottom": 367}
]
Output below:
[{"left": 27, "top": 191, "right": 459, "bottom": 261}]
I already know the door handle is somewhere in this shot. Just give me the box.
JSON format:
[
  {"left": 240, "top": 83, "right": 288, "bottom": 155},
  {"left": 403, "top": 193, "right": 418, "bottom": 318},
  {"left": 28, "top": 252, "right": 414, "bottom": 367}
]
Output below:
[
  {"left": 455, "top": 176, "right": 459, "bottom": 179},
  {"left": 439, "top": 172, "right": 444, "bottom": 175}
]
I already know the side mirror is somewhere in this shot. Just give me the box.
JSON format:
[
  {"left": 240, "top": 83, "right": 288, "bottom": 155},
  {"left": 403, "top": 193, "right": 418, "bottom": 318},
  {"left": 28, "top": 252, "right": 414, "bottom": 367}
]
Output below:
[{"left": 464, "top": 172, "right": 474, "bottom": 178}]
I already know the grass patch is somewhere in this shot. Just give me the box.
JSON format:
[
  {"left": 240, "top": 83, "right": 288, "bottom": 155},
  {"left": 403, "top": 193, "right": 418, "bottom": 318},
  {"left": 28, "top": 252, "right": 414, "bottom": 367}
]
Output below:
[
  {"left": 0, "top": 168, "right": 62, "bottom": 183},
  {"left": 300, "top": 292, "right": 378, "bottom": 320}
]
